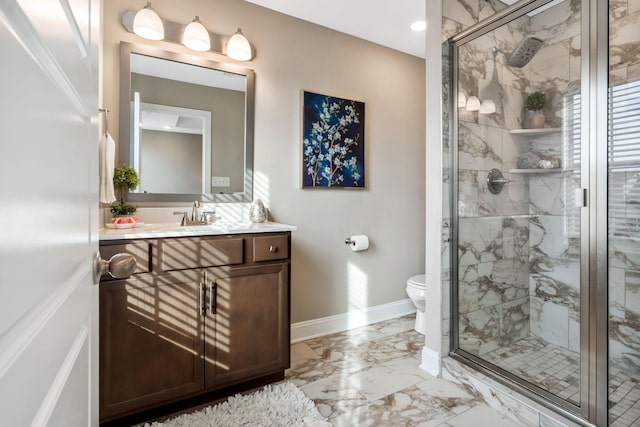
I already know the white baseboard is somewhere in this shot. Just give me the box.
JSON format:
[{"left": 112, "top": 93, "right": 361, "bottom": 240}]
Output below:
[
  {"left": 420, "top": 346, "right": 442, "bottom": 377},
  {"left": 291, "top": 299, "right": 416, "bottom": 343}
]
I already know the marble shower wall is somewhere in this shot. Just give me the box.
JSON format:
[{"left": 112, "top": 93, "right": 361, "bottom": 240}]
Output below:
[
  {"left": 455, "top": 10, "right": 533, "bottom": 356},
  {"left": 525, "top": 2, "right": 582, "bottom": 352},
  {"left": 608, "top": 0, "right": 640, "bottom": 375},
  {"left": 441, "top": 0, "right": 518, "bottom": 360},
  {"left": 447, "top": 0, "right": 586, "bottom": 356}
]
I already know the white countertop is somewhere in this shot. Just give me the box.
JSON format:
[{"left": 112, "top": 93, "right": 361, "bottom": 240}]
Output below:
[{"left": 99, "top": 221, "right": 297, "bottom": 241}]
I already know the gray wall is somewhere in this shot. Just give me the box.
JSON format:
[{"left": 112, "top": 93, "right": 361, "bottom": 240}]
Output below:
[
  {"left": 132, "top": 73, "right": 245, "bottom": 193},
  {"left": 102, "top": 0, "right": 426, "bottom": 323},
  {"left": 140, "top": 129, "right": 202, "bottom": 194}
]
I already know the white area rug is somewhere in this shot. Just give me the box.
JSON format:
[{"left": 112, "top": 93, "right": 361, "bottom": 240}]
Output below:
[{"left": 144, "top": 382, "right": 331, "bottom": 427}]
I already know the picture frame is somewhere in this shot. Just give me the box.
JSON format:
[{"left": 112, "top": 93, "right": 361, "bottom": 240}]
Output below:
[{"left": 301, "top": 90, "right": 365, "bottom": 188}]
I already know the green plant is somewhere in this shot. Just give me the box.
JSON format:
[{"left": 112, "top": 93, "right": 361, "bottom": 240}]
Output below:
[
  {"left": 113, "top": 164, "right": 139, "bottom": 203},
  {"left": 111, "top": 164, "right": 139, "bottom": 216},
  {"left": 525, "top": 91, "right": 546, "bottom": 112},
  {"left": 110, "top": 202, "right": 137, "bottom": 216}
]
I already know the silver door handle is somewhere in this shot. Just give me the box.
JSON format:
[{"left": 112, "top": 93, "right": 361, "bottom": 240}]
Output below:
[
  {"left": 209, "top": 282, "right": 216, "bottom": 315},
  {"left": 93, "top": 251, "right": 136, "bottom": 284},
  {"left": 199, "top": 282, "right": 206, "bottom": 316}
]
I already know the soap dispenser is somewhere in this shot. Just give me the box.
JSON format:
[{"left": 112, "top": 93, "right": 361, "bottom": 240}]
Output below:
[{"left": 249, "top": 199, "right": 267, "bottom": 223}]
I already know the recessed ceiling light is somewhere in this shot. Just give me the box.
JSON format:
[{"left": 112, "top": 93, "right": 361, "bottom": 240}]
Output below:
[{"left": 410, "top": 21, "right": 426, "bottom": 31}]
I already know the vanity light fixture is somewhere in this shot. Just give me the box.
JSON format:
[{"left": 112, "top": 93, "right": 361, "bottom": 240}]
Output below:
[
  {"left": 133, "top": 2, "right": 164, "bottom": 41},
  {"left": 479, "top": 99, "right": 496, "bottom": 114},
  {"left": 458, "top": 93, "right": 467, "bottom": 109},
  {"left": 122, "top": 10, "right": 254, "bottom": 61},
  {"left": 183, "top": 16, "right": 211, "bottom": 51},
  {"left": 465, "top": 96, "right": 481, "bottom": 111},
  {"left": 226, "top": 29, "right": 252, "bottom": 61}
]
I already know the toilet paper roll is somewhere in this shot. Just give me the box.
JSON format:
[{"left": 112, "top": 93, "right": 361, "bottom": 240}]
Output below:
[{"left": 349, "top": 235, "right": 369, "bottom": 252}]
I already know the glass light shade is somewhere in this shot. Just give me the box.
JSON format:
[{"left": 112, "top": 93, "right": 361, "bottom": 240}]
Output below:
[
  {"left": 183, "top": 16, "right": 210, "bottom": 51},
  {"left": 465, "top": 96, "right": 481, "bottom": 111},
  {"left": 133, "top": 2, "right": 164, "bottom": 40},
  {"left": 227, "top": 28, "right": 252, "bottom": 61},
  {"left": 479, "top": 99, "right": 496, "bottom": 114},
  {"left": 458, "top": 93, "right": 467, "bottom": 108}
]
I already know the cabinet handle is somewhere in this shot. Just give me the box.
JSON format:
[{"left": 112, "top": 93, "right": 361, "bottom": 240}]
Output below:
[
  {"left": 269, "top": 245, "right": 278, "bottom": 253},
  {"left": 209, "top": 282, "right": 216, "bottom": 315},
  {"left": 199, "top": 282, "right": 206, "bottom": 316}
]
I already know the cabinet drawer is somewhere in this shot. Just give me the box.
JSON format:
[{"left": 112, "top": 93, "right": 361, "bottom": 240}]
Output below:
[
  {"left": 253, "top": 235, "right": 289, "bottom": 262},
  {"left": 100, "top": 241, "right": 150, "bottom": 276},
  {"left": 161, "top": 237, "right": 244, "bottom": 271}
]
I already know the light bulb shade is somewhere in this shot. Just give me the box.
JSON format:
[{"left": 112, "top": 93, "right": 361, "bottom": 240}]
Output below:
[
  {"left": 183, "top": 16, "right": 210, "bottom": 51},
  {"left": 133, "top": 2, "right": 164, "bottom": 40},
  {"left": 227, "top": 28, "right": 252, "bottom": 61},
  {"left": 465, "top": 96, "right": 481, "bottom": 111},
  {"left": 457, "top": 93, "right": 467, "bottom": 108},
  {"left": 479, "top": 99, "right": 496, "bottom": 114}
]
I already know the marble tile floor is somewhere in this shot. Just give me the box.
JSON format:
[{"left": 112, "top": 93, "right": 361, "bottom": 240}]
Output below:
[
  {"left": 140, "top": 315, "right": 640, "bottom": 426},
  {"left": 286, "top": 315, "right": 522, "bottom": 426}
]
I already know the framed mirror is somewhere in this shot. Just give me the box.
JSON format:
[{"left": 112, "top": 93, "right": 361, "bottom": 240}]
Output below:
[{"left": 119, "top": 42, "right": 254, "bottom": 203}]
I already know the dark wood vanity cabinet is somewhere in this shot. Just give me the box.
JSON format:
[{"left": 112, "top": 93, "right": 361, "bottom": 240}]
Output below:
[
  {"left": 98, "top": 232, "right": 290, "bottom": 423},
  {"left": 99, "top": 271, "right": 204, "bottom": 420}
]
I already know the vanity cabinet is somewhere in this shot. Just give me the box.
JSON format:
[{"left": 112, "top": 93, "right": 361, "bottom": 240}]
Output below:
[{"left": 98, "top": 232, "right": 290, "bottom": 423}]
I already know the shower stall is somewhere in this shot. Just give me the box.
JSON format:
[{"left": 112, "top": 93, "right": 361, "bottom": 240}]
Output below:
[{"left": 447, "top": 0, "right": 639, "bottom": 425}]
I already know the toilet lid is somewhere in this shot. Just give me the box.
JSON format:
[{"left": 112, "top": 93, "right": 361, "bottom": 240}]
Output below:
[{"left": 407, "top": 274, "right": 426, "bottom": 288}]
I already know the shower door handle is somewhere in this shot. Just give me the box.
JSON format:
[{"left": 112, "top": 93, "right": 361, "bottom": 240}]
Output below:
[{"left": 575, "top": 188, "right": 587, "bottom": 207}]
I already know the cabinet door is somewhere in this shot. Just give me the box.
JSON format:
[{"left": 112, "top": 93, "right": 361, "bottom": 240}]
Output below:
[
  {"left": 100, "top": 271, "right": 204, "bottom": 421},
  {"left": 204, "top": 264, "right": 290, "bottom": 389}
]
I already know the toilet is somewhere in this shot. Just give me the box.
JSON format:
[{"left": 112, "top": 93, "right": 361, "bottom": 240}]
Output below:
[{"left": 406, "top": 274, "right": 426, "bottom": 335}]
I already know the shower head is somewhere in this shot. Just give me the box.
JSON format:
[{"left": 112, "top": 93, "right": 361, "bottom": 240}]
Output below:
[{"left": 507, "top": 36, "right": 543, "bottom": 67}]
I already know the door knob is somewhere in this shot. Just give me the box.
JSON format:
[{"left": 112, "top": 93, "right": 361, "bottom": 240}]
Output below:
[{"left": 93, "top": 251, "right": 137, "bottom": 284}]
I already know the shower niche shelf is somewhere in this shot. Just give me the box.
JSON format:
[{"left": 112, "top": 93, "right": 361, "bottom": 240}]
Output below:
[
  {"left": 509, "top": 127, "right": 562, "bottom": 135},
  {"left": 509, "top": 168, "right": 562, "bottom": 174}
]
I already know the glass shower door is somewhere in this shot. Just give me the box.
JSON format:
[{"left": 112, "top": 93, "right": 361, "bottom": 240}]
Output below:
[
  {"left": 452, "top": 0, "right": 583, "bottom": 407},
  {"left": 608, "top": 3, "right": 640, "bottom": 425}
]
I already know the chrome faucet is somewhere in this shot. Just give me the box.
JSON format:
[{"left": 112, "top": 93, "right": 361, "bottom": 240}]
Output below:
[
  {"left": 191, "top": 200, "right": 201, "bottom": 222},
  {"left": 173, "top": 201, "right": 215, "bottom": 226}
]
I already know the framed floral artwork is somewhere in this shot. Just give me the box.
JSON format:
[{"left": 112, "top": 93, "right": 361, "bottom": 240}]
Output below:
[{"left": 302, "top": 90, "right": 365, "bottom": 188}]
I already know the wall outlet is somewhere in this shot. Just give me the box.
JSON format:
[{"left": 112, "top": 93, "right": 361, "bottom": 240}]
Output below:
[{"left": 211, "top": 176, "right": 230, "bottom": 187}]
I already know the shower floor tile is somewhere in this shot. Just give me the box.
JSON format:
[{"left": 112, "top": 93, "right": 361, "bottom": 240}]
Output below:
[
  {"left": 481, "top": 335, "right": 640, "bottom": 426},
  {"left": 609, "top": 365, "right": 640, "bottom": 427},
  {"left": 482, "top": 336, "right": 580, "bottom": 403}
]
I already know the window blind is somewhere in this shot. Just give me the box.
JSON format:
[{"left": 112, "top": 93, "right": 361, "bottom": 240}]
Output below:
[
  {"left": 565, "top": 92, "right": 581, "bottom": 238},
  {"left": 608, "top": 80, "right": 640, "bottom": 242}
]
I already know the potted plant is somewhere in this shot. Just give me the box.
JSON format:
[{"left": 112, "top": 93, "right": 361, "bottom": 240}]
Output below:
[
  {"left": 110, "top": 164, "right": 139, "bottom": 218},
  {"left": 525, "top": 91, "right": 546, "bottom": 129}
]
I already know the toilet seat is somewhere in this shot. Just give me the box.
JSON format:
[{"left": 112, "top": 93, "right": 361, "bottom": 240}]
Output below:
[{"left": 407, "top": 274, "right": 426, "bottom": 289}]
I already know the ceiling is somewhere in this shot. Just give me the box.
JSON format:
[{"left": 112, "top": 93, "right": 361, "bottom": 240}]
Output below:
[
  {"left": 244, "top": 0, "right": 427, "bottom": 58},
  {"left": 244, "top": 1, "right": 565, "bottom": 59}
]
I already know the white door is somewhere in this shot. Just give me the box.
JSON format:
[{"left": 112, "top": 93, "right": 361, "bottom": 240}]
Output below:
[{"left": 0, "top": 0, "right": 99, "bottom": 425}]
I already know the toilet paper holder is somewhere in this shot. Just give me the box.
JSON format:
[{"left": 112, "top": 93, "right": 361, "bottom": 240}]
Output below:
[{"left": 344, "top": 235, "right": 370, "bottom": 252}]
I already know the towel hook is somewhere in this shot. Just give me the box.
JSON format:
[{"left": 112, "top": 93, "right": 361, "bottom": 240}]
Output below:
[{"left": 99, "top": 108, "right": 110, "bottom": 135}]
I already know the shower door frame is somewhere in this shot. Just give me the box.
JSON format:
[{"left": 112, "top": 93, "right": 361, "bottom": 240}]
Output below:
[{"left": 448, "top": 0, "right": 609, "bottom": 425}]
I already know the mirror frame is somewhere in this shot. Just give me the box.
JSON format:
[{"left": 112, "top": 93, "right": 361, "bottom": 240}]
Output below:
[{"left": 119, "top": 41, "right": 255, "bottom": 203}]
